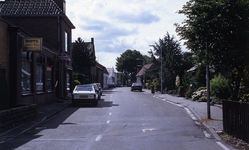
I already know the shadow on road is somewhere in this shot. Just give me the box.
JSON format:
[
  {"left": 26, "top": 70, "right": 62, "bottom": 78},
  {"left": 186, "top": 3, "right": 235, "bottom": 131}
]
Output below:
[{"left": 1, "top": 106, "right": 79, "bottom": 150}]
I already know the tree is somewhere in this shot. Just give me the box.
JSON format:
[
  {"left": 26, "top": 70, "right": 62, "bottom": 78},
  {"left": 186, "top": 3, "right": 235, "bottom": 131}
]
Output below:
[
  {"left": 116, "top": 49, "right": 143, "bottom": 82},
  {"left": 149, "top": 32, "right": 183, "bottom": 91},
  {"left": 175, "top": 0, "right": 249, "bottom": 100},
  {"left": 72, "top": 37, "right": 96, "bottom": 73}
]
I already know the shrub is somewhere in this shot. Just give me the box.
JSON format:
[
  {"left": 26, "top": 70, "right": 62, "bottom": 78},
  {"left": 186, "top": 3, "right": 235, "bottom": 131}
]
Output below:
[
  {"left": 185, "top": 88, "right": 194, "bottom": 99},
  {"left": 210, "top": 74, "right": 230, "bottom": 99},
  {"left": 145, "top": 83, "right": 150, "bottom": 89},
  {"left": 196, "top": 86, "right": 206, "bottom": 92},
  {"left": 178, "top": 86, "right": 188, "bottom": 97},
  {"left": 73, "top": 80, "right": 81, "bottom": 87},
  {"left": 151, "top": 78, "right": 159, "bottom": 91},
  {"left": 192, "top": 88, "right": 207, "bottom": 101},
  {"left": 199, "top": 96, "right": 207, "bottom": 102}
]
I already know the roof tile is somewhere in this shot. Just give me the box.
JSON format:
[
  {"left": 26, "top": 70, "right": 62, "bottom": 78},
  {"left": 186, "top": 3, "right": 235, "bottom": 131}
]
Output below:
[
  {"left": 0, "top": 0, "right": 62, "bottom": 16},
  {"left": 136, "top": 63, "right": 153, "bottom": 76}
]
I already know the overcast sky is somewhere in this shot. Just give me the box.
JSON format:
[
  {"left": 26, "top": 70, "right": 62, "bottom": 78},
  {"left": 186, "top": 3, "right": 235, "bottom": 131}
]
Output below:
[{"left": 67, "top": 0, "right": 188, "bottom": 69}]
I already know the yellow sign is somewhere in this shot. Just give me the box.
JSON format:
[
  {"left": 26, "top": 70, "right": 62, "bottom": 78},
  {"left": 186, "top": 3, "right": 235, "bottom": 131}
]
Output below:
[{"left": 23, "top": 38, "right": 42, "bottom": 51}]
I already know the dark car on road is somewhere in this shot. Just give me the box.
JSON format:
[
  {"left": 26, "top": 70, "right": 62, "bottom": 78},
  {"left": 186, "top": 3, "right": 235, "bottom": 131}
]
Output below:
[{"left": 131, "top": 83, "right": 142, "bottom": 92}]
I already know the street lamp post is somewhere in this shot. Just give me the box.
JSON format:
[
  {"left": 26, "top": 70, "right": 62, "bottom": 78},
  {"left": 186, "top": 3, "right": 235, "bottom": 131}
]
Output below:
[{"left": 149, "top": 45, "right": 163, "bottom": 93}]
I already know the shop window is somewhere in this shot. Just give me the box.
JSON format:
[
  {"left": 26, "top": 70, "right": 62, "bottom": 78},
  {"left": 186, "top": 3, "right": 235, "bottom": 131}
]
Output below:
[
  {"left": 47, "top": 57, "right": 53, "bottom": 91},
  {"left": 67, "top": 73, "right": 70, "bottom": 93},
  {"left": 22, "top": 52, "right": 32, "bottom": 93},
  {"left": 36, "top": 54, "right": 44, "bottom": 92}
]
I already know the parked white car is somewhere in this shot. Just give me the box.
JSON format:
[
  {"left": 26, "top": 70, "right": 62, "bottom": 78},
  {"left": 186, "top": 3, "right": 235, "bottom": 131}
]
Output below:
[{"left": 72, "top": 84, "right": 99, "bottom": 106}]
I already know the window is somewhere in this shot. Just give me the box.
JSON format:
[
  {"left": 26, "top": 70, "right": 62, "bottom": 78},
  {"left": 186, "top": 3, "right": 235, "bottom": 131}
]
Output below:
[
  {"left": 47, "top": 57, "right": 53, "bottom": 91},
  {"left": 67, "top": 73, "right": 70, "bottom": 93},
  {"left": 22, "top": 52, "right": 32, "bottom": 93},
  {"left": 65, "top": 32, "right": 68, "bottom": 53},
  {"left": 36, "top": 54, "right": 44, "bottom": 92}
]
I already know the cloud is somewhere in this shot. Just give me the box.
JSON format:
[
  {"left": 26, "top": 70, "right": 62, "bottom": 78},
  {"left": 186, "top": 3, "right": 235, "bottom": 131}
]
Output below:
[
  {"left": 111, "top": 9, "right": 160, "bottom": 24},
  {"left": 67, "top": 0, "right": 188, "bottom": 68}
]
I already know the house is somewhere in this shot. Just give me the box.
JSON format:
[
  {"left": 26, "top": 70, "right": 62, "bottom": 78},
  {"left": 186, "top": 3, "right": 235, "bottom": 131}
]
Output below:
[
  {"left": 95, "top": 62, "right": 109, "bottom": 88},
  {"left": 0, "top": 0, "right": 75, "bottom": 106},
  {"left": 107, "top": 67, "right": 116, "bottom": 87},
  {"left": 136, "top": 63, "right": 153, "bottom": 86}
]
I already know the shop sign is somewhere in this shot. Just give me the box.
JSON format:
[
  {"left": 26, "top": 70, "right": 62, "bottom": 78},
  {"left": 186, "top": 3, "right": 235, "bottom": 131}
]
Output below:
[
  {"left": 58, "top": 53, "right": 68, "bottom": 62},
  {"left": 23, "top": 38, "right": 43, "bottom": 52}
]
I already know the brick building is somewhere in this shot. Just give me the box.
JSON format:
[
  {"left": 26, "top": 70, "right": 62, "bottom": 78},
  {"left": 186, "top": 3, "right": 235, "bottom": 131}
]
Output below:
[
  {"left": 0, "top": 19, "right": 8, "bottom": 76},
  {"left": 0, "top": 0, "right": 75, "bottom": 107}
]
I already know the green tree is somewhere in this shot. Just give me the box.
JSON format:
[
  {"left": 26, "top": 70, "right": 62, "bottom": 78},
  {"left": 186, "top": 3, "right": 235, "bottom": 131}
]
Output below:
[
  {"left": 72, "top": 37, "right": 96, "bottom": 73},
  {"left": 116, "top": 49, "right": 143, "bottom": 82},
  {"left": 149, "top": 32, "right": 183, "bottom": 91},
  {"left": 210, "top": 74, "right": 231, "bottom": 99},
  {"left": 175, "top": 0, "right": 249, "bottom": 100}
]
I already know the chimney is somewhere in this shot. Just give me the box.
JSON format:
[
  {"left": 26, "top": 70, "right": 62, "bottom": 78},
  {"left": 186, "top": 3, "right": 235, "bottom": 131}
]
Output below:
[
  {"left": 91, "top": 38, "right": 94, "bottom": 45},
  {"left": 53, "top": 0, "right": 66, "bottom": 13}
]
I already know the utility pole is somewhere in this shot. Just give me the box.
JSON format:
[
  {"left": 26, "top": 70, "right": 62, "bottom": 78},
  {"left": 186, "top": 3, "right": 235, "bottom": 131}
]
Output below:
[
  {"left": 206, "top": 42, "right": 211, "bottom": 119},
  {"left": 160, "top": 45, "right": 163, "bottom": 94}
]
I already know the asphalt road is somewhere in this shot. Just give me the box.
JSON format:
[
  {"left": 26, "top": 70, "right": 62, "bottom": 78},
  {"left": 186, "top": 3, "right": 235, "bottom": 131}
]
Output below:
[{"left": 1, "top": 87, "right": 231, "bottom": 150}]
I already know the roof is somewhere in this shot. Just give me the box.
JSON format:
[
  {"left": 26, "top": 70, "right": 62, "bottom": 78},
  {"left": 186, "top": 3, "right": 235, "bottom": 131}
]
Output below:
[
  {"left": 136, "top": 63, "right": 153, "bottom": 76},
  {"left": 0, "top": 0, "right": 62, "bottom": 16}
]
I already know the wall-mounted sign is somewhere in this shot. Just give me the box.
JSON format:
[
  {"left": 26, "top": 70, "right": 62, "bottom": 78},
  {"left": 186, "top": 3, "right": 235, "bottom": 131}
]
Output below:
[
  {"left": 58, "top": 53, "right": 68, "bottom": 63},
  {"left": 23, "top": 38, "right": 43, "bottom": 51}
]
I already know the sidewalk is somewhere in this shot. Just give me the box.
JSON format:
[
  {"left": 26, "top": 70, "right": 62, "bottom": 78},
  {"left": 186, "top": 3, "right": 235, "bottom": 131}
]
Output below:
[
  {"left": 143, "top": 89, "right": 223, "bottom": 141},
  {"left": 0, "top": 100, "right": 71, "bottom": 143}
]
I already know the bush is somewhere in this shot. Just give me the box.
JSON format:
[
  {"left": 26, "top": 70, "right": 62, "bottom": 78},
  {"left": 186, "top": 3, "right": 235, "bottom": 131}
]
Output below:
[
  {"left": 210, "top": 74, "right": 230, "bottom": 99},
  {"left": 178, "top": 86, "right": 188, "bottom": 97},
  {"left": 196, "top": 86, "right": 206, "bottom": 92},
  {"left": 192, "top": 88, "right": 207, "bottom": 101},
  {"left": 151, "top": 78, "right": 159, "bottom": 91},
  {"left": 73, "top": 80, "right": 81, "bottom": 88},
  {"left": 185, "top": 88, "right": 194, "bottom": 99},
  {"left": 145, "top": 83, "right": 150, "bottom": 89}
]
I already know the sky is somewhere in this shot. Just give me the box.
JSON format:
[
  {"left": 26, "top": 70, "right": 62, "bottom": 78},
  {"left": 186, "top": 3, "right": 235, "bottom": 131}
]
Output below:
[{"left": 67, "top": 0, "right": 188, "bottom": 69}]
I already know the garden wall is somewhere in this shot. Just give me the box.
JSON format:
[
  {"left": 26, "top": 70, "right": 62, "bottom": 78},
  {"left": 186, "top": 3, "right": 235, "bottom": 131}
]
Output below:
[{"left": 0, "top": 104, "right": 37, "bottom": 133}]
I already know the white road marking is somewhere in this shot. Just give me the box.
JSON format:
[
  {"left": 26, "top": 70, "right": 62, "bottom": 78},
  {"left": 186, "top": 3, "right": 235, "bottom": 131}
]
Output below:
[
  {"left": 216, "top": 142, "right": 230, "bottom": 150},
  {"left": 109, "top": 112, "right": 112, "bottom": 115},
  {"left": 106, "top": 120, "right": 110, "bottom": 124},
  {"left": 142, "top": 128, "right": 156, "bottom": 132},
  {"left": 95, "top": 135, "right": 102, "bottom": 142}
]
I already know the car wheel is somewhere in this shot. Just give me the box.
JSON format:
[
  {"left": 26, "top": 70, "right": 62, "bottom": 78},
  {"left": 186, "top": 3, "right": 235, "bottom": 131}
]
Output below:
[{"left": 140, "top": 90, "right": 142, "bottom": 92}]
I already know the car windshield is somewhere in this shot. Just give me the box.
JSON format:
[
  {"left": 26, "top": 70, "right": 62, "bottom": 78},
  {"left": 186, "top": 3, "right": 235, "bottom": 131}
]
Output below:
[
  {"left": 75, "top": 86, "right": 93, "bottom": 91},
  {"left": 133, "top": 83, "right": 141, "bottom": 86}
]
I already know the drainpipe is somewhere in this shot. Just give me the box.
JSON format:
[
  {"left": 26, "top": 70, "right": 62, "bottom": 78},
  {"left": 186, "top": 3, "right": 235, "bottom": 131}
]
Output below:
[{"left": 57, "top": 15, "right": 63, "bottom": 99}]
